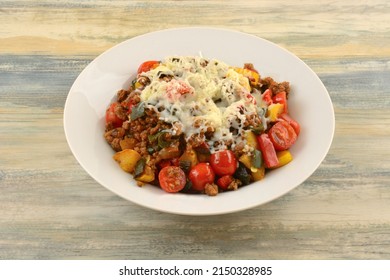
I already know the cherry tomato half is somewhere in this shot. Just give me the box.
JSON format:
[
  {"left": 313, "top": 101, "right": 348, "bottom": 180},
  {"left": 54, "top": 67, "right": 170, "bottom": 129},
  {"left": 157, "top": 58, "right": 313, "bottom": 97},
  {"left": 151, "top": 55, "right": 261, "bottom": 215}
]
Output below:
[
  {"left": 166, "top": 80, "right": 192, "bottom": 97},
  {"left": 210, "top": 150, "right": 238, "bottom": 176},
  {"left": 105, "top": 102, "right": 124, "bottom": 128},
  {"left": 188, "top": 163, "right": 215, "bottom": 191},
  {"left": 279, "top": 113, "right": 300, "bottom": 136},
  {"left": 137, "top": 60, "right": 160, "bottom": 74},
  {"left": 268, "top": 121, "right": 297, "bottom": 151},
  {"left": 158, "top": 166, "right": 186, "bottom": 193}
]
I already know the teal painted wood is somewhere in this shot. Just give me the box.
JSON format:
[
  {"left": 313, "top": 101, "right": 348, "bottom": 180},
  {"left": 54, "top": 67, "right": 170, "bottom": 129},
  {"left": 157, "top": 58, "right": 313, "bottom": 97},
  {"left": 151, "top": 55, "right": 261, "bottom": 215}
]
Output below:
[{"left": 1, "top": 54, "right": 389, "bottom": 259}]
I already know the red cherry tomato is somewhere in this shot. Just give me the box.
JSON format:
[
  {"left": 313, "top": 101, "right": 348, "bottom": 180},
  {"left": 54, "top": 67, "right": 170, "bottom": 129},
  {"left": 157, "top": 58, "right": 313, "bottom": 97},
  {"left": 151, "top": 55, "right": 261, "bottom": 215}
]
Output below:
[
  {"left": 188, "top": 163, "right": 215, "bottom": 191},
  {"left": 268, "top": 121, "right": 297, "bottom": 151},
  {"left": 158, "top": 166, "right": 186, "bottom": 193},
  {"left": 166, "top": 80, "right": 193, "bottom": 96},
  {"left": 279, "top": 113, "right": 300, "bottom": 136},
  {"left": 137, "top": 60, "right": 160, "bottom": 74},
  {"left": 257, "top": 134, "right": 279, "bottom": 168},
  {"left": 210, "top": 150, "right": 238, "bottom": 176},
  {"left": 105, "top": 102, "right": 124, "bottom": 128}
]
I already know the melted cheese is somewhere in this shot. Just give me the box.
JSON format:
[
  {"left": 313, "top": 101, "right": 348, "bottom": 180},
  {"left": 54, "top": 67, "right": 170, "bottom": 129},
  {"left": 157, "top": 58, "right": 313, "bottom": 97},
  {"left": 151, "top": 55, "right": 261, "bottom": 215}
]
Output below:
[{"left": 139, "top": 56, "right": 265, "bottom": 151}]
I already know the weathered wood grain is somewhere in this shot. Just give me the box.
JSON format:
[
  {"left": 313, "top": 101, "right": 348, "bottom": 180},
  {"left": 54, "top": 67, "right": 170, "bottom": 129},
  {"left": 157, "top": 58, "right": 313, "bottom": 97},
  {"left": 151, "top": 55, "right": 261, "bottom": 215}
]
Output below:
[
  {"left": 1, "top": 0, "right": 390, "bottom": 260},
  {"left": 1, "top": 0, "right": 390, "bottom": 58}
]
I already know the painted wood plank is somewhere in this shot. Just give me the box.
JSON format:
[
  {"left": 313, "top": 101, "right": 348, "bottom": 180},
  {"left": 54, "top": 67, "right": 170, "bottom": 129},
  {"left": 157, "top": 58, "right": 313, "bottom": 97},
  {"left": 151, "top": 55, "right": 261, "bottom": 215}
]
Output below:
[
  {"left": 1, "top": 1, "right": 390, "bottom": 57},
  {"left": 1, "top": 53, "right": 389, "bottom": 259},
  {"left": 1, "top": 0, "right": 390, "bottom": 260}
]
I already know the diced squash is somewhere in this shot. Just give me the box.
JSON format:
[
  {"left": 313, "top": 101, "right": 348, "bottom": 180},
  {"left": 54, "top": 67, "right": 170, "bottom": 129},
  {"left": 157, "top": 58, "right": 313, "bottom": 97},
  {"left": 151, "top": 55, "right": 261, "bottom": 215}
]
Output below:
[
  {"left": 120, "top": 137, "right": 137, "bottom": 150},
  {"left": 267, "top": 103, "right": 284, "bottom": 122},
  {"left": 276, "top": 150, "right": 293, "bottom": 167},
  {"left": 159, "top": 146, "right": 181, "bottom": 159},
  {"left": 179, "top": 149, "right": 199, "bottom": 168},
  {"left": 113, "top": 149, "right": 141, "bottom": 173},
  {"left": 135, "top": 165, "right": 155, "bottom": 183}
]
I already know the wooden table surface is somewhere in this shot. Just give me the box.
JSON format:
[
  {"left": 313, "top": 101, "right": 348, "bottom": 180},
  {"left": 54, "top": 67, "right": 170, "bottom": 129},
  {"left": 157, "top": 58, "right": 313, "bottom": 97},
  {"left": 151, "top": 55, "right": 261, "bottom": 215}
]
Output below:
[{"left": 1, "top": 0, "right": 389, "bottom": 260}]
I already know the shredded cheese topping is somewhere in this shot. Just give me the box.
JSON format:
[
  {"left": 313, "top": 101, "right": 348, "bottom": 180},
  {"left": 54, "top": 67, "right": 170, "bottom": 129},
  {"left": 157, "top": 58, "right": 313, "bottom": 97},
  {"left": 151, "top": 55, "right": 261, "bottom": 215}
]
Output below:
[{"left": 139, "top": 56, "right": 266, "bottom": 151}]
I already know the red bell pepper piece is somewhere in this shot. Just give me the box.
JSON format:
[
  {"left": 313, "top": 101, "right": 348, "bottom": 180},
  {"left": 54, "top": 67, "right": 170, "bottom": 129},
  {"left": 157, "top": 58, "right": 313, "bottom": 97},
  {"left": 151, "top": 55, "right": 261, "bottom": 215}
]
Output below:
[
  {"left": 257, "top": 134, "right": 279, "bottom": 168},
  {"left": 272, "top": 91, "right": 288, "bottom": 114}
]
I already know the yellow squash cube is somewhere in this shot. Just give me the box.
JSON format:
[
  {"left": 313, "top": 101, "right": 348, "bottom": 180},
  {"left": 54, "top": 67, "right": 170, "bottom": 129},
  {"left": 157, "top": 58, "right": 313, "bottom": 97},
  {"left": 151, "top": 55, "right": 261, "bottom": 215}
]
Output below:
[{"left": 113, "top": 149, "right": 141, "bottom": 173}]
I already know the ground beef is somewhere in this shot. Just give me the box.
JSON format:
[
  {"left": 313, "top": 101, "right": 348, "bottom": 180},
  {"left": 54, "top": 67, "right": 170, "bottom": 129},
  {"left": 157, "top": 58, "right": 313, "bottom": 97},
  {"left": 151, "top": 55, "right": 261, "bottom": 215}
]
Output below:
[
  {"left": 261, "top": 76, "right": 290, "bottom": 96},
  {"left": 127, "top": 108, "right": 162, "bottom": 157},
  {"left": 114, "top": 104, "right": 128, "bottom": 120},
  {"left": 204, "top": 183, "right": 218, "bottom": 196},
  {"left": 116, "top": 89, "right": 130, "bottom": 103},
  {"left": 227, "top": 179, "right": 242, "bottom": 191},
  {"left": 104, "top": 127, "right": 125, "bottom": 151}
]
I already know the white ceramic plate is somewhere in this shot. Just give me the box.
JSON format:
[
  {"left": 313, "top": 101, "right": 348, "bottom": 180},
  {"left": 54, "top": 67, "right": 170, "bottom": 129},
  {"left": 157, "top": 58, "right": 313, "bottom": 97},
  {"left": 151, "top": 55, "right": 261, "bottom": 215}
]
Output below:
[{"left": 64, "top": 27, "right": 335, "bottom": 216}]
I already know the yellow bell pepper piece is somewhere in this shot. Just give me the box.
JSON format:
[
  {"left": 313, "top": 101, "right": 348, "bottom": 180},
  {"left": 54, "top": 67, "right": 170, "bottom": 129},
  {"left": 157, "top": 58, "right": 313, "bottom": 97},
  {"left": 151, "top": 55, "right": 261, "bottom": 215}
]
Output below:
[
  {"left": 276, "top": 150, "right": 293, "bottom": 167},
  {"left": 134, "top": 81, "right": 143, "bottom": 89},
  {"left": 233, "top": 67, "right": 260, "bottom": 86},
  {"left": 239, "top": 154, "right": 256, "bottom": 172},
  {"left": 252, "top": 165, "right": 265, "bottom": 181},
  {"left": 267, "top": 103, "right": 284, "bottom": 122},
  {"left": 245, "top": 131, "right": 260, "bottom": 150}
]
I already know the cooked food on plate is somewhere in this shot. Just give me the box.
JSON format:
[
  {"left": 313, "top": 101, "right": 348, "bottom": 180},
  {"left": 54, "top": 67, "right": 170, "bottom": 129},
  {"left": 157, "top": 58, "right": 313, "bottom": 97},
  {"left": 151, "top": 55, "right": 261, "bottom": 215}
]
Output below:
[{"left": 104, "top": 56, "right": 300, "bottom": 196}]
